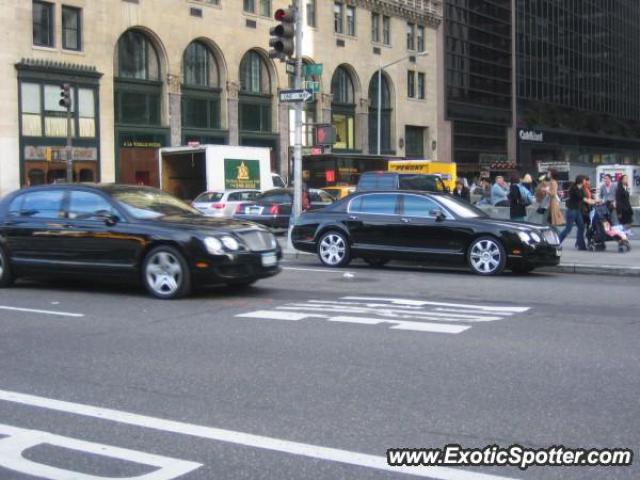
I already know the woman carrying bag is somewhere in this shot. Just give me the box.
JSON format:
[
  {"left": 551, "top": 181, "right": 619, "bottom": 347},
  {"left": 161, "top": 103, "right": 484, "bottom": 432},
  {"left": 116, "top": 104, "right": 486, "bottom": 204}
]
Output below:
[
  {"left": 616, "top": 174, "right": 634, "bottom": 229},
  {"left": 547, "top": 170, "right": 564, "bottom": 226}
]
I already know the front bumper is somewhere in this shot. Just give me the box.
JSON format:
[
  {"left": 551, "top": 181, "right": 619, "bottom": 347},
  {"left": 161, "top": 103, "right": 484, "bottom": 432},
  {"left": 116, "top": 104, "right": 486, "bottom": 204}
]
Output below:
[
  {"left": 191, "top": 249, "right": 282, "bottom": 285},
  {"left": 508, "top": 243, "right": 561, "bottom": 267}
]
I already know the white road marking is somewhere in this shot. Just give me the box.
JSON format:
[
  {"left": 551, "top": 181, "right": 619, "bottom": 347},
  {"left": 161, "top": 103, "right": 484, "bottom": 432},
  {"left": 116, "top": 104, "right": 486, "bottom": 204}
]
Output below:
[
  {"left": 0, "top": 389, "right": 518, "bottom": 480},
  {"left": 283, "top": 266, "right": 355, "bottom": 274},
  {"left": 328, "top": 316, "right": 470, "bottom": 334},
  {"left": 236, "top": 310, "right": 316, "bottom": 321},
  {"left": 343, "top": 297, "right": 530, "bottom": 313},
  {"left": 0, "top": 423, "right": 201, "bottom": 480},
  {"left": 0, "top": 305, "right": 84, "bottom": 318}
]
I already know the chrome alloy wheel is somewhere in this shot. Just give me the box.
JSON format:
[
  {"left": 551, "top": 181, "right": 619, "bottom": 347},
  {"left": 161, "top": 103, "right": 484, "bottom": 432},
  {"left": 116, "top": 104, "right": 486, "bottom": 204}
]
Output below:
[
  {"left": 319, "top": 233, "right": 346, "bottom": 266},
  {"left": 145, "top": 251, "right": 183, "bottom": 296},
  {"left": 469, "top": 239, "right": 502, "bottom": 274}
]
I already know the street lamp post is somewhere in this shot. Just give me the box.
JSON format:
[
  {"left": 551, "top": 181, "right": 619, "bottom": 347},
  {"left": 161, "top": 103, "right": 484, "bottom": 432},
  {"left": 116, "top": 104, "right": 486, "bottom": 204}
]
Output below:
[{"left": 376, "top": 51, "right": 428, "bottom": 156}]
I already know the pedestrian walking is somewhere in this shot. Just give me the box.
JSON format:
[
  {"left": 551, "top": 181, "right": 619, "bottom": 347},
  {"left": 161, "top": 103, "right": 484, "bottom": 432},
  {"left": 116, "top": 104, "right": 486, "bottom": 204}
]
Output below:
[
  {"left": 508, "top": 175, "right": 532, "bottom": 221},
  {"left": 547, "top": 170, "right": 564, "bottom": 226},
  {"left": 558, "top": 175, "right": 594, "bottom": 250},
  {"left": 615, "top": 174, "right": 633, "bottom": 228},
  {"left": 521, "top": 173, "right": 535, "bottom": 194},
  {"left": 581, "top": 176, "right": 593, "bottom": 228},
  {"left": 453, "top": 178, "right": 471, "bottom": 202},
  {"left": 491, "top": 176, "right": 510, "bottom": 207}
]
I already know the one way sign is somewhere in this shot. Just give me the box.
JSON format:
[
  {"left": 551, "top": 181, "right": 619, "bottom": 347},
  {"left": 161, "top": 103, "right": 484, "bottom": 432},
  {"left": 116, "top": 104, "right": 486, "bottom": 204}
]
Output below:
[{"left": 279, "top": 89, "right": 313, "bottom": 103}]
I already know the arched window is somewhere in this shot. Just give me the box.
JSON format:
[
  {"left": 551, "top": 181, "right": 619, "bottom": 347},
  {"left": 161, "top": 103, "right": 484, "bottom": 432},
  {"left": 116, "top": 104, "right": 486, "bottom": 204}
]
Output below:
[
  {"left": 182, "top": 41, "right": 222, "bottom": 135},
  {"left": 239, "top": 51, "right": 272, "bottom": 132},
  {"left": 114, "top": 30, "right": 162, "bottom": 126},
  {"left": 368, "top": 73, "right": 393, "bottom": 154},
  {"left": 240, "top": 51, "right": 270, "bottom": 95},
  {"left": 331, "top": 66, "right": 356, "bottom": 150},
  {"left": 183, "top": 41, "right": 219, "bottom": 88},
  {"left": 116, "top": 30, "right": 160, "bottom": 81}
]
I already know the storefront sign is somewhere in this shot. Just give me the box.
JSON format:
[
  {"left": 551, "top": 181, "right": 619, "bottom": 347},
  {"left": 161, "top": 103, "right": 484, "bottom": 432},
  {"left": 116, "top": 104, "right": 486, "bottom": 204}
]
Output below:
[
  {"left": 24, "top": 146, "right": 97, "bottom": 161},
  {"left": 122, "top": 140, "right": 163, "bottom": 148},
  {"left": 518, "top": 129, "right": 544, "bottom": 142},
  {"left": 537, "top": 161, "right": 570, "bottom": 173},
  {"left": 224, "top": 159, "right": 261, "bottom": 190}
]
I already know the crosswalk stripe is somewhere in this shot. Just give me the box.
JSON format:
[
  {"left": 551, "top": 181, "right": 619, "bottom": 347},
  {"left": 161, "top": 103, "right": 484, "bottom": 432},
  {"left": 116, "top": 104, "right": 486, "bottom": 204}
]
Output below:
[{"left": 343, "top": 296, "right": 530, "bottom": 313}]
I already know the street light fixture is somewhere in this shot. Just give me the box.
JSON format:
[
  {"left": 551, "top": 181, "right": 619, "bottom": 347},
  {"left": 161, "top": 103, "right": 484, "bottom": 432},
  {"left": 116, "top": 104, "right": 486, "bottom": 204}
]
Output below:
[{"left": 376, "top": 50, "right": 428, "bottom": 156}]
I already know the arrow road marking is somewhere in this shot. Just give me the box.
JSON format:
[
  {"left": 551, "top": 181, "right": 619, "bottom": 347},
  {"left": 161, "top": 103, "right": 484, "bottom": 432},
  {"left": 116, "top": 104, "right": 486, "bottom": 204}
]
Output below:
[{"left": 0, "top": 389, "right": 520, "bottom": 480}]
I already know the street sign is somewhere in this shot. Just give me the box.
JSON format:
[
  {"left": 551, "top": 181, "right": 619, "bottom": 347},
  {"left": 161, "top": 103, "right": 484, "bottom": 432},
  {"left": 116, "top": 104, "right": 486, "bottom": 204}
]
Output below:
[
  {"left": 279, "top": 89, "right": 313, "bottom": 103},
  {"left": 285, "top": 62, "right": 295, "bottom": 75},
  {"left": 305, "top": 80, "right": 320, "bottom": 93},
  {"left": 303, "top": 63, "right": 323, "bottom": 77}
]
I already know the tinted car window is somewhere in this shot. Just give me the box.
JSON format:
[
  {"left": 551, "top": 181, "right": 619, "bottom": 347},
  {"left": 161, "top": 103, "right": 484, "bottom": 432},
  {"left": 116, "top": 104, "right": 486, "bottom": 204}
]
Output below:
[
  {"left": 68, "top": 191, "right": 117, "bottom": 220},
  {"left": 228, "top": 191, "right": 259, "bottom": 201},
  {"left": 350, "top": 194, "right": 398, "bottom": 214},
  {"left": 194, "top": 192, "right": 224, "bottom": 203},
  {"left": 402, "top": 195, "right": 440, "bottom": 217},
  {"left": 19, "top": 190, "right": 65, "bottom": 218},
  {"left": 398, "top": 175, "right": 445, "bottom": 192},
  {"left": 357, "top": 173, "right": 396, "bottom": 191},
  {"left": 310, "top": 191, "right": 334, "bottom": 203},
  {"left": 260, "top": 192, "right": 291, "bottom": 203}
]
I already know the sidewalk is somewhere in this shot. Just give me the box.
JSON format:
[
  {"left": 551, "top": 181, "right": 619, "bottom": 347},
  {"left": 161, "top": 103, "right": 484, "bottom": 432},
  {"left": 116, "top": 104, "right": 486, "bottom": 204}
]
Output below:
[{"left": 278, "top": 228, "right": 640, "bottom": 277}]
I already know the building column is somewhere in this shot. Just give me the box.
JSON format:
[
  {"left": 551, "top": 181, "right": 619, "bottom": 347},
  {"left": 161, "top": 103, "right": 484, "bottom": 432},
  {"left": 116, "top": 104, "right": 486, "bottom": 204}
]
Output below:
[
  {"left": 357, "top": 97, "right": 369, "bottom": 153},
  {"left": 278, "top": 100, "right": 290, "bottom": 176},
  {"left": 167, "top": 74, "right": 182, "bottom": 146},
  {"left": 227, "top": 81, "right": 240, "bottom": 146}
]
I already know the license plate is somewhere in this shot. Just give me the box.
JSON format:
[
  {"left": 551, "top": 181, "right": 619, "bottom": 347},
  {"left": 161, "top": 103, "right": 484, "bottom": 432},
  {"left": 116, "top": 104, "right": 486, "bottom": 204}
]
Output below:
[
  {"left": 262, "top": 252, "right": 278, "bottom": 267},
  {"left": 249, "top": 206, "right": 263, "bottom": 215},
  {"left": 555, "top": 248, "right": 562, "bottom": 257}
]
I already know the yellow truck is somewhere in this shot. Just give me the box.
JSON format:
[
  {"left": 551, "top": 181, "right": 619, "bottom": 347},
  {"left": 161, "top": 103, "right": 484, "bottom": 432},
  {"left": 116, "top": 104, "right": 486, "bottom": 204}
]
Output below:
[{"left": 388, "top": 160, "right": 457, "bottom": 191}]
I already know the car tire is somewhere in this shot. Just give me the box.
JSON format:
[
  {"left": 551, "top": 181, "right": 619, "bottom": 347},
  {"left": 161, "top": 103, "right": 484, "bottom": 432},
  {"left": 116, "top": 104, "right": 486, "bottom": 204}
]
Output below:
[
  {"left": 467, "top": 236, "right": 506, "bottom": 276},
  {"left": 363, "top": 257, "right": 389, "bottom": 268},
  {"left": 511, "top": 264, "right": 535, "bottom": 274},
  {"left": 317, "top": 231, "right": 351, "bottom": 268},
  {"left": 0, "top": 245, "right": 15, "bottom": 288},
  {"left": 142, "top": 245, "right": 191, "bottom": 299}
]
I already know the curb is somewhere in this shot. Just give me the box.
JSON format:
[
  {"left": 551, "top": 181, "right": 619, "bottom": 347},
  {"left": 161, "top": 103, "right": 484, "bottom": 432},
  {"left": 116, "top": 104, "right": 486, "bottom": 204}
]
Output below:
[{"left": 281, "top": 250, "right": 640, "bottom": 277}]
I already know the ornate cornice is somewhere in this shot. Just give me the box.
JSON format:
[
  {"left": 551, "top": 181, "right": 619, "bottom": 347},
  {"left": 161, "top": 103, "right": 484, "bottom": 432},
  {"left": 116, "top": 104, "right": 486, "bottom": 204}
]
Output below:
[
  {"left": 354, "top": 0, "right": 442, "bottom": 28},
  {"left": 15, "top": 58, "right": 103, "bottom": 78}
]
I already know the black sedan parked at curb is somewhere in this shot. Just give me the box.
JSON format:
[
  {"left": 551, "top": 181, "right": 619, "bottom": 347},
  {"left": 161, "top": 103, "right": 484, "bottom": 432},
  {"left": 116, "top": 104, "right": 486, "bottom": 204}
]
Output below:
[
  {"left": 291, "top": 191, "right": 561, "bottom": 275},
  {"left": 0, "top": 184, "right": 281, "bottom": 299}
]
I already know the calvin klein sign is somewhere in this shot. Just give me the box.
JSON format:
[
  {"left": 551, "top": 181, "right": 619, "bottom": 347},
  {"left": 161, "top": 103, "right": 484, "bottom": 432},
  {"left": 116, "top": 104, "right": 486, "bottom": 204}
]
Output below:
[{"left": 518, "top": 129, "right": 544, "bottom": 142}]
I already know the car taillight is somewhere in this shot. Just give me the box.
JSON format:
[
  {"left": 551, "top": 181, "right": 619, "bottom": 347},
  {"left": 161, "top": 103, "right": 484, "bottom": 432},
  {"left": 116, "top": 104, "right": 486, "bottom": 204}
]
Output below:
[
  {"left": 212, "top": 202, "right": 225, "bottom": 209},
  {"left": 269, "top": 204, "right": 280, "bottom": 215},
  {"left": 235, "top": 204, "right": 244, "bottom": 214}
]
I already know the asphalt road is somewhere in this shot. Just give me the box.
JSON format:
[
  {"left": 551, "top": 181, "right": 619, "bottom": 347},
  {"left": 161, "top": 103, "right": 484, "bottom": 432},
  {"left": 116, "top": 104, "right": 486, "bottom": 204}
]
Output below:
[{"left": 0, "top": 259, "right": 638, "bottom": 480}]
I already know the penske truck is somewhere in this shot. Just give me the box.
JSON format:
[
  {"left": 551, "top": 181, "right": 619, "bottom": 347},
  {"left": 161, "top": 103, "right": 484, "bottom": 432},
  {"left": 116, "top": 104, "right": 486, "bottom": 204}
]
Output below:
[{"left": 387, "top": 160, "right": 457, "bottom": 191}]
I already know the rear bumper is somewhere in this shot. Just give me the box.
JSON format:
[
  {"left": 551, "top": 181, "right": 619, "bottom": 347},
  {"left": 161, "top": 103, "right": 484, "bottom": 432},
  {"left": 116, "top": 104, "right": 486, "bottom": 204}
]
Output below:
[
  {"left": 233, "top": 214, "right": 289, "bottom": 230},
  {"left": 191, "top": 249, "right": 282, "bottom": 285}
]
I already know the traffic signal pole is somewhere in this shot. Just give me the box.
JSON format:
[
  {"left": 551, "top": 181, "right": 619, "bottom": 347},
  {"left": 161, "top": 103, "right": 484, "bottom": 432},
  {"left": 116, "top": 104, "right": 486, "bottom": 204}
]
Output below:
[
  {"left": 291, "top": 0, "right": 303, "bottom": 225},
  {"left": 65, "top": 101, "right": 72, "bottom": 183}
]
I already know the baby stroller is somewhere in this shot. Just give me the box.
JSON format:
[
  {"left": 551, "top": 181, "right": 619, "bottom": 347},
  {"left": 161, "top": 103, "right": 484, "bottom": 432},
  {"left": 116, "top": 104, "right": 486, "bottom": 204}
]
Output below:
[{"left": 587, "top": 204, "right": 631, "bottom": 253}]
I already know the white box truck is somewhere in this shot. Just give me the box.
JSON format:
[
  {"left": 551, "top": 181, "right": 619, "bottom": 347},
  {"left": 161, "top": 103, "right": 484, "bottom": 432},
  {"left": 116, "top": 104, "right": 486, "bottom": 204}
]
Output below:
[{"left": 158, "top": 145, "right": 285, "bottom": 200}]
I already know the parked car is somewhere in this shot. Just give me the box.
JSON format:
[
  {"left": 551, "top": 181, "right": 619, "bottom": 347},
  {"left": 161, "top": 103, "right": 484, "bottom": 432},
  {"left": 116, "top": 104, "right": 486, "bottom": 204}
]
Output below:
[
  {"left": 192, "top": 189, "right": 260, "bottom": 218},
  {"left": 234, "top": 188, "right": 334, "bottom": 230},
  {"left": 356, "top": 171, "right": 447, "bottom": 193},
  {"left": 322, "top": 185, "right": 356, "bottom": 200},
  {"left": 0, "top": 184, "right": 281, "bottom": 299},
  {"left": 291, "top": 191, "right": 561, "bottom": 275}
]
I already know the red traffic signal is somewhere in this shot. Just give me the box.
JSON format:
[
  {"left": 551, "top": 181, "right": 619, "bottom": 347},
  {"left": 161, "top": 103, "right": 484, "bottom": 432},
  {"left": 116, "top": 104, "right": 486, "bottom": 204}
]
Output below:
[
  {"left": 269, "top": 6, "right": 296, "bottom": 60},
  {"left": 315, "top": 124, "right": 335, "bottom": 146}
]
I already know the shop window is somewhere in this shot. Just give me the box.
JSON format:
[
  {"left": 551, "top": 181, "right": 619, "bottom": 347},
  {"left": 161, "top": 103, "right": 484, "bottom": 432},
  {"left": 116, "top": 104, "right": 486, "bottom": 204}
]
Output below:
[
  {"left": 405, "top": 126, "right": 425, "bottom": 157},
  {"left": 78, "top": 169, "right": 94, "bottom": 182},
  {"left": 21, "top": 83, "right": 42, "bottom": 136},
  {"left": 28, "top": 169, "right": 46, "bottom": 186}
]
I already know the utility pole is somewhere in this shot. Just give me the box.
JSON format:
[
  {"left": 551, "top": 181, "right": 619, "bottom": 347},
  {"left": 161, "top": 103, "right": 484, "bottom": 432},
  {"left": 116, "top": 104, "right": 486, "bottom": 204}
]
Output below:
[
  {"left": 292, "top": 0, "right": 303, "bottom": 225},
  {"left": 60, "top": 84, "right": 73, "bottom": 182}
]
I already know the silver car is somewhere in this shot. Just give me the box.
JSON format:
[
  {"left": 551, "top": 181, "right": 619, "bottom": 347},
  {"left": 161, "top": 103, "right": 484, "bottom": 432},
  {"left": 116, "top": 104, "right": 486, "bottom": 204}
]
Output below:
[{"left": 192, "top": 190, "right": 261, "bottom": 218}]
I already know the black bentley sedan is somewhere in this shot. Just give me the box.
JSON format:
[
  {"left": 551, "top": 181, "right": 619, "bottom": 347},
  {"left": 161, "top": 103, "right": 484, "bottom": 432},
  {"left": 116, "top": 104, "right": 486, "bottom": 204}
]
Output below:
[
  {"left": 291, "top": 191, "right": 561, "bottom": 275},
  {"left": 0, "top": 184, "right": 281, "bottom": 299}
]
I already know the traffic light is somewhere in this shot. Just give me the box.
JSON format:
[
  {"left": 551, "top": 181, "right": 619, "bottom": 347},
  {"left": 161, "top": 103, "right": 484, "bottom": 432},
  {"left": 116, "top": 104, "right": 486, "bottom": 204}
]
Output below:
[
  {"left": 269, "top": 6, "right": 295, "bottom": 60},
  {"left": 315, "top": 124, "right": 335, "bottom": 146},
  {"left": 59, "top": 83, "right": 71, "bottom": 109}
]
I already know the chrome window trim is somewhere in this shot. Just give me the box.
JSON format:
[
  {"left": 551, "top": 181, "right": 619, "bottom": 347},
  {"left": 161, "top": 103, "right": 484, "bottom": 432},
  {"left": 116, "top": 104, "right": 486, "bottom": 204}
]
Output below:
[{"left": 347, "top": 192, "right": 400, "bottom": 215}]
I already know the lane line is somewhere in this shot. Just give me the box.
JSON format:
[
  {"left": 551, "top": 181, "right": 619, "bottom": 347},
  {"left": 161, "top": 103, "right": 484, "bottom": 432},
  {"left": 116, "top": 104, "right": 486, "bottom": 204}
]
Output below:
[
  {"left": 283, "top": 266, "right": 355, "bottom": 274},
  {"left": 0, "top": 305, "right": 84, "bottom": 318},
  {"left": 0, "top": 388, "right": 518, "bottom": 480}
]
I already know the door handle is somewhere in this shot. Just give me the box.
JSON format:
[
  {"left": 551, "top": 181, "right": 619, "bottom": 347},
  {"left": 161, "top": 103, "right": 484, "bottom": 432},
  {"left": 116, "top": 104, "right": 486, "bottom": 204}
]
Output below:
[
  {"left": 47, "top": 223, "right": 72, "bottom": 228},
  {"left": 348, "top": 215, "right": 359, "bottom": 220},
  {"left": 401, "top": 217, "right": 411, "bottom": 223}
]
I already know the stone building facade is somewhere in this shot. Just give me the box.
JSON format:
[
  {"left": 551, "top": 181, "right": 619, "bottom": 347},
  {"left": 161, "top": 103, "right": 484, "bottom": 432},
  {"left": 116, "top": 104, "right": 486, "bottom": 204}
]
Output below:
[{"left": 0, "top": 0, "right": 442, "bottom": 195}]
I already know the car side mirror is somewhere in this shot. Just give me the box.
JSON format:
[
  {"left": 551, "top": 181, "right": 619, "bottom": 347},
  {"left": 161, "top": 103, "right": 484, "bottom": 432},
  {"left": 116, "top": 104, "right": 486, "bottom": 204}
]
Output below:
[{"left": 430, "top": 208, "right": 446, "bottom": 222}]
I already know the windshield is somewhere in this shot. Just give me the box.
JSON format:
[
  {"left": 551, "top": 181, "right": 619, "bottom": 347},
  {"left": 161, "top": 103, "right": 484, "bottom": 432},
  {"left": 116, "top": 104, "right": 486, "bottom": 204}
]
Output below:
[
  {"left": 436, "top": 195, "right": 487, "bottom": 218},
  {"left": 112, "top": 189, "right": 200, "bottom": 219}
]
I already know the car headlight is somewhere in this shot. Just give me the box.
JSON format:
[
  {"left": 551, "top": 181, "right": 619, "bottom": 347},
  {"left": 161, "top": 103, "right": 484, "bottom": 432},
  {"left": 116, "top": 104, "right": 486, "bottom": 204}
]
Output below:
[
  {"left": 530, "top": 232, "right": 541, "bottom": 243},
  {"left": 204, "top": 237, "right": 224, "bottom": 255},
  {"left": 221, "top": 236, "right": 240, "bottom": 251},
  {"left": 517, "top": 232, "right": 531, "bottom": 243}
]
